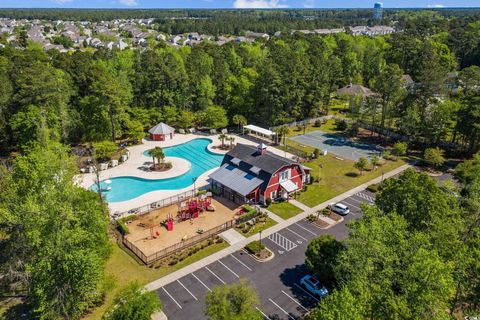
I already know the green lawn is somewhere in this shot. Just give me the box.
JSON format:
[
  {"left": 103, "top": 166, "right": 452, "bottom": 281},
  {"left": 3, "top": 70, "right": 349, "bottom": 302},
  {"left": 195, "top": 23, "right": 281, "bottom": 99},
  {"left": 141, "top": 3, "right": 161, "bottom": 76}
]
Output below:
[
  {"left": 235, "top": 217, "right": 277, "bottom": 238},
  {"left": 83, "top": 240, "right": 229, "bottom": 320},
  {"left": 297, "top": 154, "right": 406, "bottom": 207},
  {"left": 287, "top": 118, "right": 341, "bottom": 137},
  {"left": 268, "top": 201, "right": 304, "bottom": 220}
]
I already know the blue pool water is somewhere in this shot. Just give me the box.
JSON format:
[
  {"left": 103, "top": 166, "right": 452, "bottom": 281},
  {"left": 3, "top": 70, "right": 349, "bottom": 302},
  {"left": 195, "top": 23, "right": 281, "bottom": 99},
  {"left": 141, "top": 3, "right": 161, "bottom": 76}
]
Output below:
[{"left": 92, "top": 138, "right": 223, "bottom": 203}]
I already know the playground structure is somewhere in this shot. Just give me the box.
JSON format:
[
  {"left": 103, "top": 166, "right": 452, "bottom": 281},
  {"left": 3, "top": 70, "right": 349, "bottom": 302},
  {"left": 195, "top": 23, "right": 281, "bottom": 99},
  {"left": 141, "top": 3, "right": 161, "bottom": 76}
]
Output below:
[
  {"left": 177, "top": 196, "right": 212, "bottom": 222},
  {"left": 123, "top": 196, "right": 238, "bottom": 257}
]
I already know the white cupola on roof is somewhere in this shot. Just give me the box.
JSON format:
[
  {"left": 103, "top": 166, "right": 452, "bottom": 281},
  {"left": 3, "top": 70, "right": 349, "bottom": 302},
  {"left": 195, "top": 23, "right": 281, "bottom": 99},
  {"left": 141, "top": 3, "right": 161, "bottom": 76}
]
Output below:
[{"left": 257, "top": 143, "right": 267, "bottom": 155}]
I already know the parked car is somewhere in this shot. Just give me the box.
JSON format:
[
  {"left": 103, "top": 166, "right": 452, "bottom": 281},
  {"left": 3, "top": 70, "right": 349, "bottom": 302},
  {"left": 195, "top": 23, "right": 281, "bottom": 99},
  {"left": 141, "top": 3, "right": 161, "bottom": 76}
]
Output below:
[
  {"left": 331, "top": 203, "right": 350, "bottom": 215},
  {"left": 300, "top": 275, "right": 328, "bottom": 298}
]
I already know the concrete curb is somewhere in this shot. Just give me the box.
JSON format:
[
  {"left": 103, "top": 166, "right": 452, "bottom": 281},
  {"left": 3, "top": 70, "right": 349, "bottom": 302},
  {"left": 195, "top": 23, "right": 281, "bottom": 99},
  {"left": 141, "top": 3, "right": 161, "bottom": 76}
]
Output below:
[
  {"left": 145, "top": 163, "right": 411, "bottom": 291},
  {"left": 151, "top": 311, "right": 168, "bottom": 320},
  {"left": 247, "top": 247, "right": 275, "bottom": 263}
]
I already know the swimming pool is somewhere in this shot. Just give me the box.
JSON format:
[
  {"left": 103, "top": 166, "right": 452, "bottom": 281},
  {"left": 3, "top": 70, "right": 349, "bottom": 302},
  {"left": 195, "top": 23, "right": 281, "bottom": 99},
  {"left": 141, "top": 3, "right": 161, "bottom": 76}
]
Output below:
[{"left": 92, "top": 138, "right": 224, "bottom": 203}]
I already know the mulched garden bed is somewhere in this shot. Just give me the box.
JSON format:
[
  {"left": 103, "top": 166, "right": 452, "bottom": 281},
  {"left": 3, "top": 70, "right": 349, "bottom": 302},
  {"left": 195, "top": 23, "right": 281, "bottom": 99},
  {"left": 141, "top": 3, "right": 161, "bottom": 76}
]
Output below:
[
  {"left": 257, "top": 248, "right": 272, "bottom": 260},
  {"left": 328, "top": 212, "right": 343, "bottom": 222},
  {"left": 150, "top": 164, "right": 172, "bottom": 172},
  {"left": 312, "top": 219, "right": 330, "bottom": 228}
]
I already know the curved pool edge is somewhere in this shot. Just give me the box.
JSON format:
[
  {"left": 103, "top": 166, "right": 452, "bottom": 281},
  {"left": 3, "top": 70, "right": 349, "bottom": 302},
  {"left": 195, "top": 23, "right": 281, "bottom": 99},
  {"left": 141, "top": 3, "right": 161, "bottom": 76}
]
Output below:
[
  {"left": 93, "top": 138, "right": 225, "bottom": 203},
  {"left": 142, "top": 137, "right": 227, "bottom": 158},
  {"left": 107, "top": 167, "right": 217, "bottom": 208}
]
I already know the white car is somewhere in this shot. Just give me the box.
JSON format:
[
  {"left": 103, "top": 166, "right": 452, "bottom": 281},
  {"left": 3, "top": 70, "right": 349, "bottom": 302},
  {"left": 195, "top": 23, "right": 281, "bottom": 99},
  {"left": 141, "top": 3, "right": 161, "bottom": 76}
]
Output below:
[{"left": 331, "top": 203, "right": 350, "bottom": 215}]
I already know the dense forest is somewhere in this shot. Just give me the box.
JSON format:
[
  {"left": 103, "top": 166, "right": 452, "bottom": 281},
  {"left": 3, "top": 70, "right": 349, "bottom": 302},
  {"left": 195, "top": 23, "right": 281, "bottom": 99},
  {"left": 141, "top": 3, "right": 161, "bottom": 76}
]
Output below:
[{"left": 1, "top": 11, "right": 480, "bottom": 154}]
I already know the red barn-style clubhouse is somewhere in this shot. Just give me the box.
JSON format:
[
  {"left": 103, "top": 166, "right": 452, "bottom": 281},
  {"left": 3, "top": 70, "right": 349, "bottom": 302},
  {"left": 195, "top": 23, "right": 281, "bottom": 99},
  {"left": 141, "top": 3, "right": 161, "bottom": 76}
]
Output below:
[{"left": 209, "top": 143, "right": 310, "bottom": 205}]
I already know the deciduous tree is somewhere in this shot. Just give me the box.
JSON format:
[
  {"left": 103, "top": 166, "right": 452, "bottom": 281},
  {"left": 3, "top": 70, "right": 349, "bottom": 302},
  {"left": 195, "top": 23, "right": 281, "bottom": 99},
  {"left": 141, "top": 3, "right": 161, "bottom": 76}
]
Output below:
[
  {"left": 204, "top": 279, "right": 262, "bottom": 320},
  {"left": 104, "top": 282, "right": 162, "bottom": 320}
]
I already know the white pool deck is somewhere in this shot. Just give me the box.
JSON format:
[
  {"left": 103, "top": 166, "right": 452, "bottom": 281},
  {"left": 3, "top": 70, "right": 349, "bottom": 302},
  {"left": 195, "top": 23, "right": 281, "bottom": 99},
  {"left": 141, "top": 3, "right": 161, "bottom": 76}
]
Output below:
[{"left": 76, "top": 134, "right": 295, "bottom": 215}]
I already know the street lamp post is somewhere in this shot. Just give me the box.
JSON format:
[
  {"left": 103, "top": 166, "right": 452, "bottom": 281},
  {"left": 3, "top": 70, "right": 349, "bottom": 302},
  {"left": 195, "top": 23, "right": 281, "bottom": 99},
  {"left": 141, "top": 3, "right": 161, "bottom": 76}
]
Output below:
[{"left": 259, "top": 230, "right": 262, "bottom": 247}]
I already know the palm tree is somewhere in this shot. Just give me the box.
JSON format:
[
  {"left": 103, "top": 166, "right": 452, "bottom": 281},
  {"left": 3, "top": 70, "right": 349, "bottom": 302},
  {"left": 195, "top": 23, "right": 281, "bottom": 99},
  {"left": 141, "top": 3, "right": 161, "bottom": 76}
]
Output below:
[
  {"left": 157, "top": 149, "right": 165, "bottom": 168},
  {"left": 218, "top": 134, "right": 227, "bottom": 148},
  {"left": 228, "top": 136, "right": 235, "bottom": 149},
  {"left": 232, "top": 114, "right": 247, "bottom": 134},
  {"left": 149, "top": 147, "right": 164, "bottom": 170},
  {"left": 148, "top": 148, "right": 156, "bottom": 168}
]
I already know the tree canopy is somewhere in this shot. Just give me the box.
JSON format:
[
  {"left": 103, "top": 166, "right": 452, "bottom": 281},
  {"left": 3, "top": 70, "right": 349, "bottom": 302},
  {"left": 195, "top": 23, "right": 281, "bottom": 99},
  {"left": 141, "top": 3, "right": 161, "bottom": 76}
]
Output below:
[
  {"left": 204, "top": 279, "right": 262, "bottom": 320},
  {"left": 0, "top": 142, "right": 111, "bottom": 319},
  {"left": 103, "top": 282, "right": 162, "bottom": 320},
  {"left": 309, "top": 169, "right": 480, "bottom": 319}
]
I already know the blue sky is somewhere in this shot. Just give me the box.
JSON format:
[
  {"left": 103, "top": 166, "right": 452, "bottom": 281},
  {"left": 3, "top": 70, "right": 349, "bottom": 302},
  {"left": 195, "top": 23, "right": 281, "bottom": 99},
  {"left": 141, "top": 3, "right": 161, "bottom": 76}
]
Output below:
[{"left": 0, "top": 0, "right": 479, "bottom": 9}]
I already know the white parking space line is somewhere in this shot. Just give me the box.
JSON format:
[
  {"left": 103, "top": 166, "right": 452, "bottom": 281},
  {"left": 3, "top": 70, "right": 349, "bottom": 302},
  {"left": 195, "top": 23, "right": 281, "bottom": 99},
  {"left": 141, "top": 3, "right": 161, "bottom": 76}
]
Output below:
[
  {"left": 285, "top": 227, "right": 308, "bottom": 242},
  {"left": 294, "top": 222, "right": 317, "bottom": 236},
  {"left": 256, "top": 306, "right": 272, "bottom": 320},
  {"left": 242, "top": 248, "right": 262, "bottom": 261},
  {"left": 267, "top": 232, "right": 298, "bottom": 251},
  {"left": 341, "top": 200, "right": 361, "bottom": 211},
  {"left": 355, "top": 192, "right": 375, "bottom": 203},
  {"left": 294, "top": 283, "right": 319, "bottom": 302},
  {"left": 177, "top": 279, "right": 198, "bottom": 301},
  {"left": 282, "top": 290, "right": 308, "bottom": 311},
  {"left": 218, "top": 260, "right": 240, "bottom": 278},
  {"left": 205, "top": 266, "right": 226, "bottom": 284},
  {"left": 230, "top": 254, "right": 252, "bottom": 271},
  {"left": 269, "top": 298, "right": 296, "bottom": 320},
  {"left": 191, "top": 272, "right": 211, "bottom": 292},
  {"left": 162, "top": 287, "right": 182, "bottom": 309},
  {"left": 348, "top": 196, "right": 372, "bottom": 205}
]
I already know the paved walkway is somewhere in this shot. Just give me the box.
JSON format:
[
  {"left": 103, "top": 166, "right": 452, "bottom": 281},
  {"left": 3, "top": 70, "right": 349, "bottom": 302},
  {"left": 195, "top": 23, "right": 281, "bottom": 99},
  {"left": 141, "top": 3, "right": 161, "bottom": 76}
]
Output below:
[
  {"left": 146, "top": 163, "right": 411, "bottom": 291},
  {"left": 220, "top": 228, "right": 246, "bottom": 245},
  {"left": 289, "top": 199, "right": 311, "bottom": 211},
  {"left": 264, "top": 209, "right": 285, "bottom": 223}
]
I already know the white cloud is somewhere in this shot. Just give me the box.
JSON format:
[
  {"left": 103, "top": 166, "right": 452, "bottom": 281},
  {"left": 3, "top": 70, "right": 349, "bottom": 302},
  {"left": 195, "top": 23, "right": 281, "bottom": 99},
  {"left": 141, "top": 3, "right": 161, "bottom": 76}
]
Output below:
[
  {"left": 303, "top": 0, "right": 315, "bottom": 8},
  {"left": 52, "top": 0, "right": 73, "bottom": 4},
  {"left": 233, "top": 0, "right": 289, "bottom": 9},
  {"left": 119, "top": 0, "right": 138, "bottom": 6},
  {"left": 428, "top": 3, "right": 445, "bottom": 7}
]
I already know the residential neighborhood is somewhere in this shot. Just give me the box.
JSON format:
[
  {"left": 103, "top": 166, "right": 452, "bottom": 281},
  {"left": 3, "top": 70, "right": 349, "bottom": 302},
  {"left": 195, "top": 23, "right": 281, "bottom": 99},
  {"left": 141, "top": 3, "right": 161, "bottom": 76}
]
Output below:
[{"left": 0, "top": 16, "right": 397, "bottom": 52}]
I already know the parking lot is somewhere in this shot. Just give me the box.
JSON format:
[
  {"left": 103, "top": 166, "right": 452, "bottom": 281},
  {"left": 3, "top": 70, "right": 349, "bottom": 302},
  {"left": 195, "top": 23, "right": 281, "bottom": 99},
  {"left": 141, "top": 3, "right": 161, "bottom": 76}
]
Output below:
[
  {"left": 289, "top": 131, "right": 382, "bottom": 160},
  {"left": 156, "top": 190, "right": 377, "bottom": 320}
]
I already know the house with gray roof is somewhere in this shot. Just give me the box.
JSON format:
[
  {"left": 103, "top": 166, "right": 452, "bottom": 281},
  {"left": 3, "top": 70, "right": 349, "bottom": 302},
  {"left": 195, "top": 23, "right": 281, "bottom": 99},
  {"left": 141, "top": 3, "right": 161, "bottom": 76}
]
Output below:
[{"left": 209, "top": 144, "right": 310, "bottom": 204}]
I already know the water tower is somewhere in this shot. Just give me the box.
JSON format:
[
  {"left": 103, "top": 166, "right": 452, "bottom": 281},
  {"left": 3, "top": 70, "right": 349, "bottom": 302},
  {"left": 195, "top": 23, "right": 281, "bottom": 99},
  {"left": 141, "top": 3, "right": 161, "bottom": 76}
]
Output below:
[{"left": 373, "top": 2, "right": 383, "bottom": 20}]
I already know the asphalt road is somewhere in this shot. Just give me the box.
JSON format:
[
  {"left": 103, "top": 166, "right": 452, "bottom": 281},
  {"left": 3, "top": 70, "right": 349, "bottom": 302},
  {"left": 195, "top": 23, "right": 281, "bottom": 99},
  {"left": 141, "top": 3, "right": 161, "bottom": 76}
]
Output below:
[{"left": 155, "top": 189, "right": 377, "bottom": 320}]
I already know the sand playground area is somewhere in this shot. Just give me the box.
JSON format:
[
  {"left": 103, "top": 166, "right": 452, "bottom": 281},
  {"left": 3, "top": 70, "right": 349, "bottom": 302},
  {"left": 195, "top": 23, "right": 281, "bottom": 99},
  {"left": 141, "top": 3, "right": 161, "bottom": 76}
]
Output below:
[{"left": 124, "top": 197, "right": 240, "bottom": 256}]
